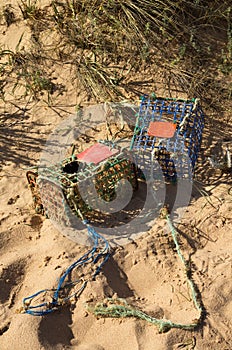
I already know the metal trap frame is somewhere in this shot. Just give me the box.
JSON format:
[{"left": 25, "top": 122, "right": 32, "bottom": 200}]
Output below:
[
  {"left": 27, "top": 142, "right": 138, "bottom": 223},
  {"left": 130, "top": 95, "right": 204, "bottom": 181}
]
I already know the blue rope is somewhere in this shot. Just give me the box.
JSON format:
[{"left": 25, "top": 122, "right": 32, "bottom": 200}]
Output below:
[{"left": 22, "top": 220, "right": 110, "bottom": 316}]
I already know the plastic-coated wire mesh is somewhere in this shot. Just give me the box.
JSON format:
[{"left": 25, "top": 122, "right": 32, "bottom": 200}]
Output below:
[
  {"left": 130, "top": 95, "right": 204, "bottom": 181},
  {"left": 26, "top": 145, "right": 138, "bottom": 223}
]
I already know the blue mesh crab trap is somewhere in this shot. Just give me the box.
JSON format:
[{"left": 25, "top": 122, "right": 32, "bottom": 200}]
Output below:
[{"left": 130, "top": 95, "right": 204, "bottom": 181}]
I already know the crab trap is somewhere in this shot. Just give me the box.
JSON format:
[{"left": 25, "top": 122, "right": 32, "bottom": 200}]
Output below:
[
  {"left": 27, "top": 142, "right": 138, "bottom": 223},
  {"left": 26, "top": 96, "right": 204, "bottom": 224},
  {"left": 130, "top": 95, "right": 204, "bottom": 181}
]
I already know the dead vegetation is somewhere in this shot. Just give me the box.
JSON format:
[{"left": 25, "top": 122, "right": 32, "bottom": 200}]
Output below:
[{"left": 0, "top": 0, "right": 231, "bottom": 114}]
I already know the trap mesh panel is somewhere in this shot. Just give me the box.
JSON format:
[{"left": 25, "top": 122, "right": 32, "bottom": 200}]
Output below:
[
  {"left": 26, "top": 170, "right": 72, "bottom": 222},
  {"left": 62, "top": 153, "right": 138, "bottom": 216},
  {"left": 130, "top": 95, "right": 204, "bottom": 180},
  {"left": 27, "top": 148, "right": 137, "bottom": 223},
  {"left": 37, "top": 177, "right": 72, "bottom": 225},
  {"left": 95, "top": 158, "right": 138, "bottom": 201}
]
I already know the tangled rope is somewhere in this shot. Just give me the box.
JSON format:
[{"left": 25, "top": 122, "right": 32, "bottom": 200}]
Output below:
[
  {"left": 90, "top": 214, "right": 204, "bottom": 333},
  {"left": 22, "top": 218, "right": 110, "bottom": 316},
  {"left": 22, "top": 208, "right": 204, "bottom": 333}
]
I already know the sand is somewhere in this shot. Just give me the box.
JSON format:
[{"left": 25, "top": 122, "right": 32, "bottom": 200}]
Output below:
[{"left": 1, "top": 2, "right": 232, "bottom": 350}]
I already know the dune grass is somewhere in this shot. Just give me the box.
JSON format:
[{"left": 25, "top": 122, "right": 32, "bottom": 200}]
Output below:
[{"left": 0, "top": 0, "right": 231, "bottom": 106}]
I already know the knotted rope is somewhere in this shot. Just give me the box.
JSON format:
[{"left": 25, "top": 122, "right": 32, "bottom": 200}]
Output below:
[
  {"left": 90, "top": 214, "right": 204, "bottom": 333},
  {"left": 22, "top": 217, "right": 110, "bottom": 316}
]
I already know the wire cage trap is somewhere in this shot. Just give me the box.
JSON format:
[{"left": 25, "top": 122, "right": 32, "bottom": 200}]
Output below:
[
  {"left": 27, "top": 142, "right": 138, "bottom": 224},
  {"left": 130, "top": 95, "right": 204, "bottom": 181},
  {"left": 26, "top": 96, "right": 204, "bottom": 225}
]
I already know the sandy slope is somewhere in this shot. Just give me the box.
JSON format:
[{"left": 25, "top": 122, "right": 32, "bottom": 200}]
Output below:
[
  {"left": 1, "top": 97, "right": 232, "bottom": 350},
  {"left": 1, "top": 2, "right": 232, "bottom": 350}
]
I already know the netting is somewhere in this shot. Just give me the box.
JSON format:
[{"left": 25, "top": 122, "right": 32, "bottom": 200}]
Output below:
[{"left": 130, "top": 95, "right": 204, "bottom": 181}]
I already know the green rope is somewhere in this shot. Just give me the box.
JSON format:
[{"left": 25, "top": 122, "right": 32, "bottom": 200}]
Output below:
[
  {"left": 166, "top": 215, "right": 203, "bottom": 317},
  {"left": 90, "top": 214, "right": 204, "bottom": 333}
]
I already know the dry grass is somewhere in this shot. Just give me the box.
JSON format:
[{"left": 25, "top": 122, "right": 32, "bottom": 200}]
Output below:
[{"left": 0, "top": 0, "right": 231, "bottom": 109}]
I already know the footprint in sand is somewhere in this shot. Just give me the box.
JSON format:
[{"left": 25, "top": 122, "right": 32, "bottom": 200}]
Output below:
[
  {"left": 29, "top": 215, "right": 43, "bottom": 231},
  {"left": 0, "top": 259, "right": 26, "bottom": 305},
  {"left": 0, "top": 259, "right": 26, "bottom": 338}
]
